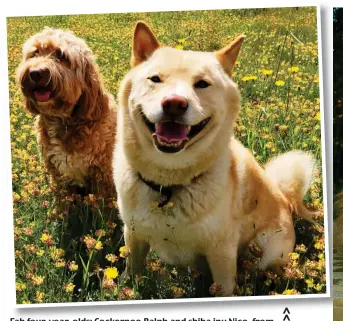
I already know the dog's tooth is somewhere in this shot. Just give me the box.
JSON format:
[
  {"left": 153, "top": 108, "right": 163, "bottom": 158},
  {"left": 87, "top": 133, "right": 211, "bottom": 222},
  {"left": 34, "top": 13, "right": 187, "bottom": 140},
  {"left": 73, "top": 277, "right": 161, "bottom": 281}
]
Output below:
[{"left": 156, "top": 137, "right": 184, "bottom": 148}]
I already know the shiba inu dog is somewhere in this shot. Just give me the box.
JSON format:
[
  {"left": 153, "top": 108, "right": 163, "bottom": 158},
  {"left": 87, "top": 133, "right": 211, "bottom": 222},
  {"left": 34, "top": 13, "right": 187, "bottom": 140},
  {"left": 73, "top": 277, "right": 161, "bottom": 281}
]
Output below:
[{"left": 114, "top": 21, "right": 318, "bottom": 296}]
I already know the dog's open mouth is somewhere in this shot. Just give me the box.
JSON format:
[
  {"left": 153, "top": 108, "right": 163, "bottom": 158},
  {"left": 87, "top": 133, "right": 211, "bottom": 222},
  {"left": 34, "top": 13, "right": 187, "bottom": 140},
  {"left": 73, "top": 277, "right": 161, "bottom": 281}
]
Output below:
[
  {"left": 32, "top": 86, "right": 53, "bottom": 102},
  {"left": 143, "top": 115, "right": 211, "bottom": 153}
]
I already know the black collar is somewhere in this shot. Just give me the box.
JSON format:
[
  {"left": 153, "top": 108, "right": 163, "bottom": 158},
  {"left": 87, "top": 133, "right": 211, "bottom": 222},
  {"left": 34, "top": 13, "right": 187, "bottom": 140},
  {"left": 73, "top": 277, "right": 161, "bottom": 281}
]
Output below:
[{"left": 138, "top": 173, "right": 177, "bottom": 208}]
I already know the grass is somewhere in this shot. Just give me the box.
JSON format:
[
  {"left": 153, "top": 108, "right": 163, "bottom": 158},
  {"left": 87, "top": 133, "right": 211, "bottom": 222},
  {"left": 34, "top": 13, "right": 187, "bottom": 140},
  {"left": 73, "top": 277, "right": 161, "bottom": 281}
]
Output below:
[{"left": 7, "top": 7, "right": 326, "bottom": 304}]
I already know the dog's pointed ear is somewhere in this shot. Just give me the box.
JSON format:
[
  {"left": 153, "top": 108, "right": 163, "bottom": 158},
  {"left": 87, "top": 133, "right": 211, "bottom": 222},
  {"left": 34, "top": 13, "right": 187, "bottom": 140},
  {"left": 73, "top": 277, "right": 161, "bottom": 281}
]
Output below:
[
  {"left": 215, "top": 35, "right": 245, "bottom": 77},
  {"left": 131, "top": 21, "right": 160, "bottom": 67}
]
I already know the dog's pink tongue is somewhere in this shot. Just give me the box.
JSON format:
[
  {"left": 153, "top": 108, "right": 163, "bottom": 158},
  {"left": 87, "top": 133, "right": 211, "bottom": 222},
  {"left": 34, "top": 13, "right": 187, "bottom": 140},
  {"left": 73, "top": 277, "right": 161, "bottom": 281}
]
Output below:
[
  {"left": 34, "top": 90, "right": 51, "bottom": 102},
  {"left": 153, "top": 122, "right": 189, "bottom": 143}
]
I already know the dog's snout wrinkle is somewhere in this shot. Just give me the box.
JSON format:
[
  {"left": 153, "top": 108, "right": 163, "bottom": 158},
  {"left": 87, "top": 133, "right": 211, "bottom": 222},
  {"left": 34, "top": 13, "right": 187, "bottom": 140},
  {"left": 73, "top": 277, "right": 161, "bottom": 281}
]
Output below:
[{"left": 161, "top": 94, "right": 188, "bottom": 117}]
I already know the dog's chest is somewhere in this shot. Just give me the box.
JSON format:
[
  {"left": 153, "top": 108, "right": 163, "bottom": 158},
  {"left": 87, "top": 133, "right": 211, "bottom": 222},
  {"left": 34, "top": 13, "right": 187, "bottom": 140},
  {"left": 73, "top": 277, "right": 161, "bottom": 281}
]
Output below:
[
  {"left": 49, "top": 144, "right": 89, "bottom": 184},
  {"left": 121, "top": 183, "right": 229, "bottom": 267},
  {"left": 134, "top": 205, "right": 211, "bottom": 266},
  {"left": 116, "top": 150, "right": 234, "bottom": 267},
  {"left": 41, "top": 124, "right": 89, "bottom": 185}
]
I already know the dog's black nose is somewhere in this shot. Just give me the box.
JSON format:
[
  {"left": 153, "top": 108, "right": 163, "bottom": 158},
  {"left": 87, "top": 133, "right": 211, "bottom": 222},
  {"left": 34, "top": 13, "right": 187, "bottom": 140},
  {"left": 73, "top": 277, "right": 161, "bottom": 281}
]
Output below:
[
  {"left": 29, "top": 69, "right": 43, "bottom": 82},
  {"left": 162, "top": 95, "right": 189, "bottom": 117}
]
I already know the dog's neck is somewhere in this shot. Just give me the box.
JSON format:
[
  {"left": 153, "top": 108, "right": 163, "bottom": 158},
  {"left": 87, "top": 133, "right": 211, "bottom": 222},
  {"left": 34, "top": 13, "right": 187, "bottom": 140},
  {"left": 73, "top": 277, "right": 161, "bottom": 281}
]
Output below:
[
  {"left": 124, "top": 134, "right": 228, "bottom": 187},
  {"left": 41, "top": 99, "right": 100, "bottom": 129},
  {"left": 41, "top": 114, "right": 95, "bottom": 134},
  {"left": 122, "top": 123, "right": 233, "bottom": 187},
  {"left": 137, "top": 171, "right": 204, "bottom": 208}
]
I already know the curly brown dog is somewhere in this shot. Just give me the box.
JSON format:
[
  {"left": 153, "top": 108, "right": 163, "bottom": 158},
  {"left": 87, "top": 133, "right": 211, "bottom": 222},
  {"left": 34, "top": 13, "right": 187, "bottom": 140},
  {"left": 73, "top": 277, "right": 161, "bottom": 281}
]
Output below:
[{"left": 16, "top": 27, "right": 116, "bottom": 199}]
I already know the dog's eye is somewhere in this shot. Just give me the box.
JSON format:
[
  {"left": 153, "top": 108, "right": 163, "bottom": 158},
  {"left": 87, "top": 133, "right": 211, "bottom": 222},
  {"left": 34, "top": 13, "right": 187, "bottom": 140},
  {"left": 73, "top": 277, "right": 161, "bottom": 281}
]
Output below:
[
  {"left": 194, "top": 80, "right": 211, "bottom": 89},
  {"left": 28, "top": 50, "right": 38, "bottom": 58},
  {"left": 149, "top": 76, "right": 162, "bottom": 83},
  {"left": 55, "top": 49, "right": 65, "bottom": 60}
]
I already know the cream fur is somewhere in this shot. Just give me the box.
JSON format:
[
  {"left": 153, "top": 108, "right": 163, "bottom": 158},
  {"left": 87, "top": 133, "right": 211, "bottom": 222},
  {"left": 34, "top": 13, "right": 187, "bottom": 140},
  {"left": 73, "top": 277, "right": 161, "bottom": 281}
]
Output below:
[{"left": 113, "top": 22, "right": 317, "bottom": 296}]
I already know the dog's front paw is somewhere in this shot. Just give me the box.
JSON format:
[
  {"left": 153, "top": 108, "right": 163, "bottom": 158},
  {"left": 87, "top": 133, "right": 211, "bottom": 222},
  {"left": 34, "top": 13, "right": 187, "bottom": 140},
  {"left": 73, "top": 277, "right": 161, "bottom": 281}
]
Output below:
[
  {"left": 119, "top": 263, "right": 143, "bottom": 284},
  {"left": 118, "top": 268, "right": 131, "bottom": 285},
  {"left": 270, "top": 258, "right": 287, "bottom": 277}
]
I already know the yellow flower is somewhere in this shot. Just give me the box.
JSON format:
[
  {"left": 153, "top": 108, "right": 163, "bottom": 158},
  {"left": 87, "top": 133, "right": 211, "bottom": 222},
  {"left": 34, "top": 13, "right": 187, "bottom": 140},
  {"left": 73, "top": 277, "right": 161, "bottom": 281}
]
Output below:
[
  {"left": 16, "top": 282, "right": 26, "bottom": 291},
  {"left": 265, "top": 142, "right": 274, "bottom": 149},
  {"left": 103, "top": 277, "right": 116, "bottom": 289},
  {"left": 149, "top": 260, "right": 162, "bottom": 272},
  {"left": 289, "top": 252, "right": 300, "bottom": 260},
  {"left": 295, "top": 244, "right": 307, "bottom": 253},
  {"left": 288, "top": 66, "right": 299, "bottom": 73},
  {"left": 171, "top": 285, "right": 185, "bottom": 297},
  {"left": 275, "top": 80, "right": 285, "bottom": 87},
  {"left": 119, "top": 287, "right": 136, "bottom": 300},
  {"left": 317, "top": 259, "right": 326, "bottom": 271},
  {"left": 55, "top": 259, "right": 66, "bottom": 268},
  {"left": 95, "top": 241, "right": 103, "bottom": 251},
  {"left": 312, "top": 136, "right": 319, "bottom": 143},
  {"left": 104, "top": 267, "right": 119, "bottom": 280},
  {"left": 68, "top": 261, "right": 79, "bottom": 271},
  {"left": 49, "top": 247, "right": 65, "bottom": 261},
  {"left": 105, "top": 254, "right": 119, "bottom": 263},
  {"left": 83, "top": 235, "right": 97, "bottom": 249},
  {"left": 22, "top": 300, "right": 31, "bottom": 304},
  {"left": 261, "top": 69, "right": 273, "bottom": 75},
  {"left": 171, "top": 267, "right": 178, "bottom": 276},
  {"left": 119, "top": 245, "right": 129, "bottom": 258},
  {"left": 64, "top": 283, "right": 75, "bottom": 293},
  {"left": 13, "top": 192, "right": 21, "bottom": 202},
  {"left": 35, "top": 291, "right": 45, "bottom": 303},
  {"left": 40, "top": 233, "right": 53, "bottom": 245},
  {"left": 36, "top": 249, "right": 45, "bottom": 256},
  {"left": 282, "top": 289, "right": 300, "bottom": 295},
  {"left": 242, "top": 75, "right": 257, "bottom": 82},
  {"left": 305, "top": 278, "right": 314, "bottom": 288},
  {"left": 31, "top": 275, "right": 44, "bottom": 286},
  {"left": 314, "top": 283, "right": 323, "bottom": 291}
]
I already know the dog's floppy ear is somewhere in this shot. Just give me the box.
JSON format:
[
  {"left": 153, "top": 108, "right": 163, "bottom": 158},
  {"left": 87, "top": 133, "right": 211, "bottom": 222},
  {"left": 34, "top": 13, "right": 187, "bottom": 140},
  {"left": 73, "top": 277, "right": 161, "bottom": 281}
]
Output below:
[
  {"left": 23, "top": 98, "right": 39, "bottom": 115},
  {"left": 75, "top": 56, "right": 108, "bottom": 120},
  {"left": 215, "top": 35, "right": 245, "bottom": 77},
  {"left": 131, "top": 21, "right": 160, "bottom": 67},
  {"left": 16, "top": 64, "right": 40, "bottom": 116}
]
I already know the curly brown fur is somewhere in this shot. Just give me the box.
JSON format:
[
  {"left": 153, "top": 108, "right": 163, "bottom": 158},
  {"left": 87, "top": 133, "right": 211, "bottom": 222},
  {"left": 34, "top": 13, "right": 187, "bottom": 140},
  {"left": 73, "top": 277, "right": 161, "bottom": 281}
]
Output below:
[{"left": 16, "top": 27, "right": 116, "bottom": 199}]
